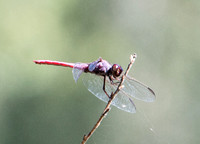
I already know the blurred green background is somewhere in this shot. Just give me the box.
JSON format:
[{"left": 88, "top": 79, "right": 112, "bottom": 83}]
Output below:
[{"left": 0, "top": 0, "right": 199, "bottom": 144}]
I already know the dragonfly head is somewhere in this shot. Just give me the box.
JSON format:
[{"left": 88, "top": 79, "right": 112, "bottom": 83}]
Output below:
[{"left": 111, "top": 64, "right": 123, "bottom": 78}]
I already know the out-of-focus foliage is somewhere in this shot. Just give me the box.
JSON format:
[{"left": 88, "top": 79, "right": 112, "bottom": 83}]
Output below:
[{"left": 0, "top": 0, "right": 199, "bottom": 144}]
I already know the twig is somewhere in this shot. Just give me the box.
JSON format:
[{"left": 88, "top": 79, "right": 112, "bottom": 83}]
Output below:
[{"left": 81, "top": 54, "right": 137, "bottom": 144}]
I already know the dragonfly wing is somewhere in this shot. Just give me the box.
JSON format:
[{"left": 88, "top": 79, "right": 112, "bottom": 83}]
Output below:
[
  {"left": 111, "top": 90, "right": 136, "bottom": 113},
  {"left": 72, "top": 63, "right": 88, "bottom": 83},
  {"left": 122, "top": 76, "right": 156, "bottom": 102},
  {"left": 82, "top": 73, "right": 136, "bottom": 113}
]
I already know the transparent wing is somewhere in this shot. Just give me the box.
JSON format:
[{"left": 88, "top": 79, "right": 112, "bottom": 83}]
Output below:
[
  {"left": 72, "top": 63, "right": 88, "bottom": 83},
  {"left": 122, "top": 76, "right": 156, "bottom": 102},
  {"left": 82, "top": 72, "right": 136, "bottom": 113}
]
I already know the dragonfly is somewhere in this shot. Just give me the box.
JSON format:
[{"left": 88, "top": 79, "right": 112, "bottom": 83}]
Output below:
[{"left": 34, "top": 57, "right": 155, "bottom": 113}]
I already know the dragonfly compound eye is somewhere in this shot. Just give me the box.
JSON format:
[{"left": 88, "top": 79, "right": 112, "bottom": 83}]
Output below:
[
  {"left": 112, "top": 64, "right": 123, "bottom": 77},
  {"left": 112, "top": 64, "right": 118, "bottom": 71}
]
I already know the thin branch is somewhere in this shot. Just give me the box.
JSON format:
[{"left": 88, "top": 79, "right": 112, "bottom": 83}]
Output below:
[{"left": 81, "top": 54, "right": 137, "bottom": 144}]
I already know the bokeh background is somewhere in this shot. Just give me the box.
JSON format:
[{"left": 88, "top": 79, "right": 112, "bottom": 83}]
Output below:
[{"left": 0, "top": 0, "right": 199, "bottom": 144}]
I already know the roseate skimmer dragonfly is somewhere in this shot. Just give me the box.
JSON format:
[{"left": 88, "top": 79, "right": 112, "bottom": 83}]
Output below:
[{"left": 34, "top": 57, "right": 155, "bottom": 113}]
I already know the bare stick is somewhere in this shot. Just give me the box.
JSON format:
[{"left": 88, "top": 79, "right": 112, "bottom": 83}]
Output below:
[{"left": 81, "top": 54, "right": 137, "bottom": 144}]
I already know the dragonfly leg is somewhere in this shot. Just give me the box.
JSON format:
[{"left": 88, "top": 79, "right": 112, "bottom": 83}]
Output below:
[
  {"left": 103, "top": 75, "right": 110, "bottom": 98},
  {"left": 109, "top": 76, "right": 120, "bottom": 85}
]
